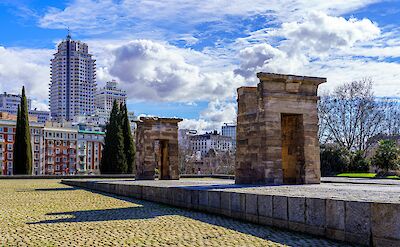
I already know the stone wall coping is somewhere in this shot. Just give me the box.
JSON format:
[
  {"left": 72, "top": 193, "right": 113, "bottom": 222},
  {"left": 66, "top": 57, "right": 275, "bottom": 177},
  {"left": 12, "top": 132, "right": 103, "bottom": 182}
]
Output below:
[
  {"left": 257, "top": 72, "right": 327, "bottom": 85},
  {"left": 135, "top": 117, "right": 183, "bottom": 124}
]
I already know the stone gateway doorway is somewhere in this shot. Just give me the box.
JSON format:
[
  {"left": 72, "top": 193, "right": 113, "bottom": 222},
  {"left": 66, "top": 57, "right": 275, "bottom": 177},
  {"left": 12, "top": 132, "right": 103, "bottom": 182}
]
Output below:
[
  {"left": 235, "top": 73, "right": 325, "bottom": 185},
  {"left": 281, "top": 114, "right": 305, "bottom": 184},
  {"left": 135, "top": 117, "right": 182, "bottom": 180}
]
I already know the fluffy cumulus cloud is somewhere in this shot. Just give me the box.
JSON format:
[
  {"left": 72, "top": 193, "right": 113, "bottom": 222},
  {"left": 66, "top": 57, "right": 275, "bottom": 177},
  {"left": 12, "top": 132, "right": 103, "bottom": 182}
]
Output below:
[
  {"left": 233, "top": 12, "right": 400, "bottom": 95},
  {"left": 179, "top": 100, "right": 237, "bottom": 133},
  {"left": 108, "top": 40, "right": 243, "bottom": 102},
  {"left": 0, "top": 47, "right": 51, "bottom": 108},
  {"left": 278, "top": 12, "right": 380, "bottom": 55}
]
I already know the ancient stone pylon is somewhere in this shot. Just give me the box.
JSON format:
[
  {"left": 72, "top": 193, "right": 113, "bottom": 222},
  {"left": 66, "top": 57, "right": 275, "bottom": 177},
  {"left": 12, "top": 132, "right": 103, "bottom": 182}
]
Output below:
[
  {"left": 135, "top": 117, "right": 182, "bottom": 180},
  {"left": 235, "top": 73, "right": 326, "bottom": 184}
]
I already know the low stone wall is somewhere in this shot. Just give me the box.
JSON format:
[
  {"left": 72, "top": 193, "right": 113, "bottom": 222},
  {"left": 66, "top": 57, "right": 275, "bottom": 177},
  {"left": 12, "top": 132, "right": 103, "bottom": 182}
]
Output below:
[{"left": 62, "top": 180, "right": 399, "bottom": 246}]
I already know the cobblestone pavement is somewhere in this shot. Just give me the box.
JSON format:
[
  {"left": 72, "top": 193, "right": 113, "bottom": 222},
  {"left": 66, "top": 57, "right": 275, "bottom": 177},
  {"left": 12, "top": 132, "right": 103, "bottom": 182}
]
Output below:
[{"left": 0, "top": 180, "right": 350, "bottom": 247}]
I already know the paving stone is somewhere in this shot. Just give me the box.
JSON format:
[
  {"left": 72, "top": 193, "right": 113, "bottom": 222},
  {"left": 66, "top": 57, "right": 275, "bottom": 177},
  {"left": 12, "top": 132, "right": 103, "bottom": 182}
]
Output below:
[{"left": 0, "top": 179, "right": 353, "bottom": 247}]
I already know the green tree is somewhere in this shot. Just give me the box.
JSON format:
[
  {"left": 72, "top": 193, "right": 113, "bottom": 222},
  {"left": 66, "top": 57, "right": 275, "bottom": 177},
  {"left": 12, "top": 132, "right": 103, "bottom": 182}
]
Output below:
[
  {"left": 120, "top": 103, "right": 136, "bottom": 174},
  {"left": 100, "top": 100, "right": 127, "bottom": 174},
  {"left": 13, "top": 86, "right": 32, "bottom": 175},
  {"left": 372, "top": 140, "right": 400, "bottom": 172}
]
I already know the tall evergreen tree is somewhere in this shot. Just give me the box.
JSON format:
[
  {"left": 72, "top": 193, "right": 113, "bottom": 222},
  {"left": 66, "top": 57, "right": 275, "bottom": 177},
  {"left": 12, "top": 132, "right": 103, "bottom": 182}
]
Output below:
[
  {"left": 100, "top": 100, "right": 127, "bottom": 174},
  {"left": 13, "top": 86, "right": 32, "bottom": 175},
  {"left": 121, "top": 103, "right": 136, "bottom": 174}
]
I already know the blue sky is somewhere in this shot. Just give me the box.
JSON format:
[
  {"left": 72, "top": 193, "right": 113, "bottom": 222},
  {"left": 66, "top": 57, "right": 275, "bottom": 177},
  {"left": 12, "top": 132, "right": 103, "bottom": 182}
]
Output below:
[{"left": 0, "top": 0, "right": 400, "bottom": 132}]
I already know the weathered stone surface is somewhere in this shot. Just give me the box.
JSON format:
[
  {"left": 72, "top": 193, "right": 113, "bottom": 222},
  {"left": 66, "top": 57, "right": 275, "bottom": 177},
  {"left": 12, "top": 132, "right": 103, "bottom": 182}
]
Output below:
[
  {"left": 345, "top": 201, "right": 371, "bottom": 245},
  {"left": 235, "top": 73, "right": 325, "bottom": 185},
  {"left": 198, "top": 190, "right": 209, "bottom": 210},
  {"left": 220, "top": 191, "right": 231, "bottom": 216},
  {"left": 305, "top": 198, "right": 326, "bottom": 236},
  {"left": 208, "top": 191, "right": 221, "bottom": 213},
  {"left": 258, "top": 194, "right": 273, "bottom": 217},
  {"left": 245, "top": 194, "right": 258, "bottom": 223},
  {"left": 135, "top": 117, "right": 182, "bottom": 180},
  {"left": 326, "top": 200, "right": 345, "bottom": 230},
  {"left": 231, "top": 192, "right": 246, "bottom": 219},
  {"left": 371, "top": 203, "right": 400, "bottom": 242},
  {"left": 288, "top": 197, "right": 305, "bottom": 223},
  {"left": 273, "top": 196, "right": 288, "bottom": 220}
]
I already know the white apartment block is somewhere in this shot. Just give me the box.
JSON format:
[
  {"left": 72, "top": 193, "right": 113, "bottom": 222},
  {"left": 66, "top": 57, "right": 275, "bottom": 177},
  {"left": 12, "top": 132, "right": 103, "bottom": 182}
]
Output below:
[
  {"left": 0, "top": 92, "right": 50, "bottom": 123},
  {"left": 50, "top": 34, "right": 96, "bottom": 122},
  {"left": 189, "top": 131, "right": 234, "bottom": 157},
  {"left": 95, "top": 80, "right": 126, "bottom": 116},
  {"left": 0, "top": 92, "right": 32, "bottom": 111}
]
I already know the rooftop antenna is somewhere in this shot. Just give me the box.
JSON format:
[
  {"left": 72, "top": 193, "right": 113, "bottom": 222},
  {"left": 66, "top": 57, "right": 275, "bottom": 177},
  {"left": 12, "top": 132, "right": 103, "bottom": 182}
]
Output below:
[{"left": 66, "top": 26, "right": 71, "bottom": 40}]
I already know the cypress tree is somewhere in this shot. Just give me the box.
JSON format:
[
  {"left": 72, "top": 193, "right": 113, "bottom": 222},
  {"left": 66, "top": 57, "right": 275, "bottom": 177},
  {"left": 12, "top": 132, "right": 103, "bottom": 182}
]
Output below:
[
  {"left": 13, "top": 86, "right": 32, "bottom": 175},
  {"left": 100, "top": 100, "right": 127, "bottom": 174},
  {"left": 121, "top": 103, "right": 136, "bottom": 174}
]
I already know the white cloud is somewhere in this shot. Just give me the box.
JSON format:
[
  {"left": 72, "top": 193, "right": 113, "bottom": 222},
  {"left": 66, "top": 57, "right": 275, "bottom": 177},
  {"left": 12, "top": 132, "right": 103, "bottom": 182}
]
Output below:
[
  {"left": 233, "top": 12, "right": 400, "bottom": 97},
  {"left": 38, "top": 0, "right": 379, "bottom": 39},
  {"left": 279, "top": 12, "right": 380, "bottom": 55},
  {"left": 179, "top": 100, "right": 237, "bottom": 133},
  {"left": 107, "top": 40, "right": 244, "bottom": 102},
  {"left": 0, "top": 46, "right": 51, "bottom": 102}
]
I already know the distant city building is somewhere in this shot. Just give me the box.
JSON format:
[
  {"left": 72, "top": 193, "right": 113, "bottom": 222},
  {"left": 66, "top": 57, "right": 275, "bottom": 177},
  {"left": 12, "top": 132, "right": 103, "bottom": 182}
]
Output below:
[
  {"left": 221, "top": 123, "right": 236, "bottom": 148},
  {"left": 189, "top": 131, "right": 234, "bottom": 157},
  {"left": 77, "top": 130, "right": 104, "bottom": 174},
  {"left": 178, "top": 129, "right": 197, "bottom": 150},
  {"left": 0, "top": 92, "right": 50, "bottom": 123},
  {"left": 49, "top": 33, "right": 96, "bottom": 122},
  {"left": 29, "top": 109, "right": 51, "bottom": 123},
  {"left": 0, "top": 120, "right": 105, "bottom": 176},
  {"left": 221, "top": 123, "right": 236, "bottom": 140},
  {"left": 0, "top": 120, "right": 44, "bottom": 175},
  {"left": 0, "top": 92, "right": 32, "bottom": 111},
  {"left": 95, "top": 80, "right": 127, "bottom": 116}
]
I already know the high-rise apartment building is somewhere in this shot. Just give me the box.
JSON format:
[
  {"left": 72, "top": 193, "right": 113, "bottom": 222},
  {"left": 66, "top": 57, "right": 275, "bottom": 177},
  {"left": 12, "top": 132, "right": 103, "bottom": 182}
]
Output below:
[
  {"left": 50, "top": 34, "right": 96, "bottom": 122},
  {"left": 95, "top": 80, "right": 126, "bottom": 116}
]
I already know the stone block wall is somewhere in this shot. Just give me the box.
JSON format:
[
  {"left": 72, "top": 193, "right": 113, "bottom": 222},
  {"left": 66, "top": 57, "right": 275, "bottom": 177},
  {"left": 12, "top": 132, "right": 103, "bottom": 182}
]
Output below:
[{"left": 236, "top": 73, "right": 326, "bottom": 184}]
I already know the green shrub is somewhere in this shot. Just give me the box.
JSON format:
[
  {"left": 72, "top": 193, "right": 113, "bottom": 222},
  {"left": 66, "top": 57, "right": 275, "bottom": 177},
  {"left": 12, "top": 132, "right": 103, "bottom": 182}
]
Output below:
[
  {"left": 372, "top": 140, "right": 400, "bottom": 172},
  {"left": 320, "top": 145, "right": 350, "bottom": 176},
  {"left": 348, "top": 151, "right": 370, "bottom": 172}
]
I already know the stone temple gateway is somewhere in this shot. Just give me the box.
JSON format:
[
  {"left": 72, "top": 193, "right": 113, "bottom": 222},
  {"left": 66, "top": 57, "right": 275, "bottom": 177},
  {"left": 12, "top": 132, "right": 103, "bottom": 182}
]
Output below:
[
  {"left": 235, "top": 72, "right": 326, "bottom": 185},
  {"left": 135, "top": 117, "right": 182, "bottom": 180}
]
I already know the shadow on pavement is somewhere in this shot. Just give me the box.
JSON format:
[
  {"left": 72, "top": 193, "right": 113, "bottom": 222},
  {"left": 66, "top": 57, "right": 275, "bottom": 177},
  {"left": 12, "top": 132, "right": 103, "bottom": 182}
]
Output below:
[{"left": 27, "top": 186, "right": 347, "bottom": 246}]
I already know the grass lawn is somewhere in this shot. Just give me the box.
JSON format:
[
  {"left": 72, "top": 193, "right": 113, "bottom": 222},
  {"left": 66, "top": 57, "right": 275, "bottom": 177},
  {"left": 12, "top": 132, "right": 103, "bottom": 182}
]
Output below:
[{"left": 336, "top": 173, "right": 399, "bottom": 179}]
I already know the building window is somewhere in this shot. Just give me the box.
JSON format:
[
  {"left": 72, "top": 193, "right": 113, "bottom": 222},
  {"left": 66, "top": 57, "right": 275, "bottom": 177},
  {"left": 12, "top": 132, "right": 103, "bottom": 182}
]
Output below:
[
  {"left": 7, "top": 135, "right": 13, "bottom": 142},
  {"left": 7, "top": 144, "right": 12, "bottom": 151}
]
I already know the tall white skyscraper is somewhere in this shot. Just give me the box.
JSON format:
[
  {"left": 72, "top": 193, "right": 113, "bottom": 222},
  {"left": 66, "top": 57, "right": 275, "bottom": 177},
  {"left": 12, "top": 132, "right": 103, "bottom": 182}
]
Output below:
[{"left": 49, "top": 33, "right": 96, "bottom": 122}]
